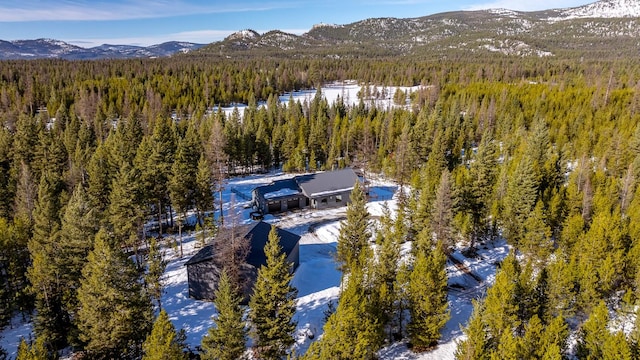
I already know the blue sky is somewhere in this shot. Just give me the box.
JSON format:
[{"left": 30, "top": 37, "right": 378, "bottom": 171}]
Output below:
[{"left": 0, "top": 0, "right": 592, "bottom": 47}]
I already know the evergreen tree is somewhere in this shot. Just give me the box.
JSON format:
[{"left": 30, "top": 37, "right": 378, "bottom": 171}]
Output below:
[
  {"left": 55, "top": 184, "right": 98, "bottom": 345},
  {"left": 336, "top": 181, "right": 370, "bottom": 273},
  {"left": 76, "top": 229, "right": 153, "bottom": 359},
  {"left": 431, "top": 169, "right": 454, "bottom": 253},
  {"left": 468, "top": 132, "right": 497, "bottom": 245},
  {"left": 142, "top": 309, "right": 186, "bottom": 360},
  {"left": 195, "top": 153, "right": 214, "bottom": 228},
  {"left": 481, "top": 254, "right": 520, "bottom": 349},
  {"left": 108, "top": 162, "right": 144, "bottom": 263},
  {"left": 455, "top": 300, "right": 489, "bottom": 360},
  {"left": 602, "top": 331, "right": 632, "bottom": 360},
  {"left": 169, "top": 123, "right": 200, "bottom": 257},
  {"left": 146, "top": 116, "right": 177, "bottom": 235},
  {"left": 503, "top": 157, "right": 538, "bottom": 246},
  {"left": 373, "top": 204, "right": 401, "bottom": 340},
  {"left": 407, "top": 242, "right": 450, "bottom": 351},
  {"left": 249, "top": 226, "right": 298, "bottom": 359},
  {"left": 27, "top": 171, "right": 67, "bottom": 348},
  {"left": 201, "top": 271, "right": 247, "bottom": 360},
  {"left": 520, "top": 201, "right": 553, "bottom": 263},
  {"left": 539, "top": 315, "right": 569, "bottom": 359},
  {"left": 490, "top": 330, "right": 519, "bottom": 360},
  {"left": 304, "top": 259, "right": 383, "bottom": 360},
  {"left": 86, "top": 142, "right": 114, "bottom": 218},
  {"left": 576, "top": 300, "right": 610, "bottom": 360},
  {"left": 15, "top": 336, "right": 49, "bottom": 360},
  {"left": 145, "top": 237, "right": 167, "bottom": 310}
]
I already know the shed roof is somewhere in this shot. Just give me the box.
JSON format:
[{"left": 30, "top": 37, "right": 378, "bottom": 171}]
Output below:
[
  {"left": 185, "top": 221, "right": 300, "bottom": 268},
  {"left": 246, "top": 221, "right": 300, "bottom": 269},
  {"left": 296, "top": 168, "right": 359, "bottom": 198}
]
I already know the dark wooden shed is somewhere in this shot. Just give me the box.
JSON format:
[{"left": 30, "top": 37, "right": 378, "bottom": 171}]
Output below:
[{"left": 185, "top": 221, "right": 300, "bottom": 302}]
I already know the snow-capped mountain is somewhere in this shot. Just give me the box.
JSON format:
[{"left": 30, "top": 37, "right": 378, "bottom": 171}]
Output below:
[
  {"left": 198, "top": 0, "right": 640, "bottom": 59},
  {"left": 554, "top": 0, "right": 640, "bottom": 20},
  {"left": 0, "top": 38, "right": 204, "bottom": 60},
  {"left": 3, "top": 0, "right": 640, "bottom": 60}
]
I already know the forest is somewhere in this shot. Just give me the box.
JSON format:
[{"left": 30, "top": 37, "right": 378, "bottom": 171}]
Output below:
[{"left": 2, "top": 54, "right": 640, "bottom": 359}]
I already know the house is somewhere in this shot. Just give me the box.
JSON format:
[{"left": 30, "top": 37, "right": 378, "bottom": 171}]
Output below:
[
  {"left": 252, "top": 168, "right": 359, "bottom": 215},
  {"left": 185, "top": 221, "right": 300, "bottom": 302}
]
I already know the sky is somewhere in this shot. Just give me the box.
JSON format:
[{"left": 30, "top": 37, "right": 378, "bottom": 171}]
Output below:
[{"left": 0, "top": 0, "right": 594, "bottom": 48}]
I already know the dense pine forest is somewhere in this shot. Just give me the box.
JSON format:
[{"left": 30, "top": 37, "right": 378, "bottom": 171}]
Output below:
[{"left": 2, "top": 54, "right": 640, "bottom": 359}]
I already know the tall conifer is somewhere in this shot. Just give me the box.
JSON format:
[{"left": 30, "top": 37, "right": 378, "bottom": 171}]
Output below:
[
  {"left": 249, "top": 226, "right": 298, "bottom": 359},
  {"left": 77, "top": 229, "right": 152, "bottom": 359},
  {"left": 201, "top": 271, "right": 247, "bottom": 360},
  {"left": 142, "top": 310, "right": 186, "bottom": 360},
  {"left": 336, "top": 181, "right": 370, "bottom": 273}
]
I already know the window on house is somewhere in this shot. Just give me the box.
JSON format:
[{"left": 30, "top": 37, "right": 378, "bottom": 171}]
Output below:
[
  {"left": 336, "top": 195, "right": 342, "bottom": 203},
  {"left": 321, "top": 198, "right": 328, "bottom": 204}
]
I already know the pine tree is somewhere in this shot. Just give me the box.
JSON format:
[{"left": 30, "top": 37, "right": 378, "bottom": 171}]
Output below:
[
  {"left": 576, "top": 300, "right": 609, "bottom": 359},
  {"left": 373, "top": 204, "right": 401, "bottom": 340},
  {"left": 503, "top": 156, "right": 538, "bottom": 246},
  {"left": 142, "top": 310, "right": 186, "bottom": 360},
  {"left": 56, "top": 184, "right": 98, "bottom": 345},
  {"left": 15, "top": 336, "right": 49, "bottom": 360},
  {"left": 490, "top": 330, "right": 519, "bottom": 360},
  {"left": 27, "top": 171, "right": 67, "bottom": 348},
  {"left": 336, "top": 180, "right": 370, "bottom": 273},
  {"left": 407, "top": 242, "right": 450, "bottom": 351},
  {"left": 195, "top": 154, "right": 214, "bottom": 229},
  {"left": 108, "top": 162, "right": 144, "bottom": 264},
  {"left": 602, "top": 331, "right": 632, "bottom": 360},
  {"left": 539, "top": 315, "right": 569, "bottom": 359},
  {"left": 431, "top": 169, "right": 454, "bottom": 253},
  {"left": 204, "top": 117, "right": 228, "bottom": 224},
  {"left": 520, "top": 201, "right": 553, "bottom": 263},
  {"left": 86, "top": 142, "right": 114, "bottom": 218},
  {"left": 169, "top": 123, "right": 200, "bottom": 257},
  {"left": 304, "top": 259, "right": 383, "bottom": 360},
  {"left": 145, "top": 237, "right": 167, "bottom": 310},
  {"left": 468, "top": 132, "right": 497, "bottom": 245},
  {"left": 76, "top": 229, "right": 153, "bottom": 359},
  {"left": 455, "top": 300, "right": 489, "bottom": 360},
  {"left": 481, "top": 253, "right": 520, "bottom": 347},
  {"left": 201, "top": 271, "right": 247, "bottom": 360},
  {"left": 145, "top": 116, "right": 177, "bottom": 235},
  {"left": 249, "top": 226, "right": 298, "bottom": 359}
]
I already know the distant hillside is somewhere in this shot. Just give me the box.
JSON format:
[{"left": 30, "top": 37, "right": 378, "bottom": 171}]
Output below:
[
  {"left": 195, "top": 0, "right": 640, "bottom": 60},
  {"left": 3, "top": 0, "right": 640, "bottom": 61},
  {"left": 0, "top": 39, "right": 204, "bottom": 60}
]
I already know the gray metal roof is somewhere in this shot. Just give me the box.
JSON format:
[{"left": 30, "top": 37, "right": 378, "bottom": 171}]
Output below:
[
  {"left": 295, "top": 168, "right": 359, "bottom": 198},
  {"left": 185, "top": 221, "right": 300, "bottom": 268},
  {"left": 254, "top": 178, "right": 300, "bottom": 200}
]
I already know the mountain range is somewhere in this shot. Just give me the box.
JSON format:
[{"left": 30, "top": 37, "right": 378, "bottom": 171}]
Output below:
[
  {"left": 2, "top": 0, "right": 640, "bottom": 60},
  {"left": 0, "top": 39, "right": 204, "bottom": 60}
]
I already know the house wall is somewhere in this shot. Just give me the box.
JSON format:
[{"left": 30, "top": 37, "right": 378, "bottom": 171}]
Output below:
[
  {"left": 310, "top": 191, "right": 352, "bottom": 210},
  {"left": 286, "top": 242, "right": 300, "bottom": 272},
  {"left": 262, "top": 196, "right": 307, "bottom": 214},
  {"left": 187, "top": 261, "right": 221, "bottom": 300}
]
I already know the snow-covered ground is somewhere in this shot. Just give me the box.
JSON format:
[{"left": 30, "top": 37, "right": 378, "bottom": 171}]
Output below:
[
  {"left": 213, "top": 81, "right": 426, "bottom": 119},
  {"left": 1, "top": 170, "right": 508, "bottom": 360}
]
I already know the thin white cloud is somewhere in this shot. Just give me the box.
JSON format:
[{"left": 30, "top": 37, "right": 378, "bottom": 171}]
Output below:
[
  {"left": 0, "top": 0, "right": 296, "bottom": 22},
  {"left": 67, "top": 28, "right": 310, "bottom": 47},
  {"left": 465, "top": 0, "right": 588, "bottom": 12}
]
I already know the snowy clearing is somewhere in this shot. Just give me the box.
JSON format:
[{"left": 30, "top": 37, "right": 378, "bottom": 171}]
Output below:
[{"left": 1, "top": 170, "right": 508, "bottom": 360}]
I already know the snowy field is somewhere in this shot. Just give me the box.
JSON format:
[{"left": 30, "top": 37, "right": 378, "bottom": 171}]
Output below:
[
  {"left": 214, "top": 81, "right": 426, "bottom": 119},
  {"left": 1, "top": 170, "right": 508, "bottom": 359}
]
